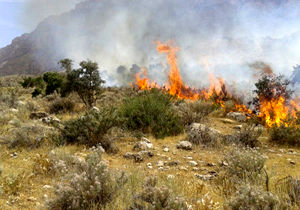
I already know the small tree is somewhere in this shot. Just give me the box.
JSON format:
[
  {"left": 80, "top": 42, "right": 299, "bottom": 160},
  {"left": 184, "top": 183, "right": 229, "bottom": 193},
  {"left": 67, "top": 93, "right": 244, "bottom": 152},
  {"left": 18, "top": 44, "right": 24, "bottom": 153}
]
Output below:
[
  {"left": 252, "top": 75, "right": 293, "bottom": 112},
  {"left": 58, "top": 58, "right": 73, "bottom": 73},
  {"left": 68, "top": 60, "right": 105, "bottom": 107}
]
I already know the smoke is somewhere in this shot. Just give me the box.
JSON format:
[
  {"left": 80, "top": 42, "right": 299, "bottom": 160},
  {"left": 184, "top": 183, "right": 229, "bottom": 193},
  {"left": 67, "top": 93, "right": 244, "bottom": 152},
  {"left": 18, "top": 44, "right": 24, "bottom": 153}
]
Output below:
[
  {"left": 249, "top": 61, "right": 274, "bottom": 78},
  {"left": 19, "top": 0, "right": 300, "bottom": 91},
  {"left": 19, "top": 0, "right": 82, "bottom": 32}
]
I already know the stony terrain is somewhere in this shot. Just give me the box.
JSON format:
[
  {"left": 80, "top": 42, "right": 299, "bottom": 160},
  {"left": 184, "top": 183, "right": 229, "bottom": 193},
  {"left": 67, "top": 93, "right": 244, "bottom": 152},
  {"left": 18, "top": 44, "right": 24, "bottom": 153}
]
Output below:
[{"left": 0, "top": 76, "right": 299, "bottom": 209}]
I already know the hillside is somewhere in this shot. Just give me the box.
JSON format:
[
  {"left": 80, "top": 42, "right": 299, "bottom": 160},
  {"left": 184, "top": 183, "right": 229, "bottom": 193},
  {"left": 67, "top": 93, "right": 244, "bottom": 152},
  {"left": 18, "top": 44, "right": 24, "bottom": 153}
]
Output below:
[
  {"left": 0, "top": 75, "right": 299, "bottom": 209},
  {"left": 0, "top": 1, "right": 87, "bottom": 76}
]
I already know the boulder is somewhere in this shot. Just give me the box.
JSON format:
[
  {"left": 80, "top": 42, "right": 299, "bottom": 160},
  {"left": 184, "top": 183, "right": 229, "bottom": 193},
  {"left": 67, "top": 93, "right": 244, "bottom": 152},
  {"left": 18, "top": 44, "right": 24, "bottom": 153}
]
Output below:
[
  {"left": 133, "top": 138, "right": 153, "bottom": 151},
  {"left": 227, "top": 112, "right": 247, "bottom": 122},
  {"left": 177, "top": 141, "right": 192, "bottom": 150},
  {"left": 124, "top": 151, "right": 153, "bottom": 163},
  {"left": 187, "top": 123, "right": 222, "bottom": 145}
]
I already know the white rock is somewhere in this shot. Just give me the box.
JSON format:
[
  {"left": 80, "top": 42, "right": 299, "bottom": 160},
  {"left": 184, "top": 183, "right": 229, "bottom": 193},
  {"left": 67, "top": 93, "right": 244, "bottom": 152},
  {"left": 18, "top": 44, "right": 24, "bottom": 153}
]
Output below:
[
  {"left": 177, "top": 141, "right": 192, "bottom": 150},
  {"left": 42, "top": 185, "right": 52, "bottom": 189},
  {"left": 157, "top": 160, "right": 164, "bottom": 167},
  {"left": 189, "top": 161, "right": 198, "bottom": 166},
  {"left": 163, "top": 147, "right": 169, "bottom": 152},
  {"left": 167, "top": 174, "right": 175, "bottom": 179}
]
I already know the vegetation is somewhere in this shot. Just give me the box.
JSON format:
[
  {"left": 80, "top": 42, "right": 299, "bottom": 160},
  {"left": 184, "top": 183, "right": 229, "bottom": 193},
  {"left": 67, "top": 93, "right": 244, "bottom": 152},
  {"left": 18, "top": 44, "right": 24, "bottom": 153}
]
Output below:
[
  {"left": 131, "top": 177, "right": 188, "bottom": 210},
  {"left": 225, "top": 185, "right": 279, "bottom": 210},
  {"left": 49, "top": 97, "right": 75, "bottom": 114},
  {"left": 119, "top": 89, "right": 183, "bottom": 138},
  {"left": 177, "top": 100, "right": 216, "bottom": 126},
  {"left": 63, "top": 60, "right": 105, "bottom": 107},
  {"left": 60, "top": 107, "right": 118, "bottom": 152},
  {"left": 230, "top": 125, "right": 262, "bottom": 147},
  {"left": 0, "top": 73, "right": 299, "bottom": 209},
  {"left": 47, "top": 146, "right": 127, "bottom": 210},
  {"left": 270, "top": 125, "right": 300, "bottom": 146},
  {"left": 252, "top": 75, "right": 293, "bottom": 113}
]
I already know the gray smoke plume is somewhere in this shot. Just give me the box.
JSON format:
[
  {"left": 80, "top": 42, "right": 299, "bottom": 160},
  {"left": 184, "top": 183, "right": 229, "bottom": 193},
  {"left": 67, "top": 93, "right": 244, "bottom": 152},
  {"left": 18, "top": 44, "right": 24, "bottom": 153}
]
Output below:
[{"left": 19, "top": 0, "right": 300, "bottom": 92}]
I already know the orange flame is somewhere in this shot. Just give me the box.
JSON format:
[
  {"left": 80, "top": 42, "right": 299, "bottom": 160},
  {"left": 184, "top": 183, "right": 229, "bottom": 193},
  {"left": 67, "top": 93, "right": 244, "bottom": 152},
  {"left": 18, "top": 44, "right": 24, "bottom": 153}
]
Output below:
[
  {"left": 133, "top": 41, "right": 299, "bottom": 127},
  {"left": 258, "top": 96, "right": 290, "bottom": 127}
]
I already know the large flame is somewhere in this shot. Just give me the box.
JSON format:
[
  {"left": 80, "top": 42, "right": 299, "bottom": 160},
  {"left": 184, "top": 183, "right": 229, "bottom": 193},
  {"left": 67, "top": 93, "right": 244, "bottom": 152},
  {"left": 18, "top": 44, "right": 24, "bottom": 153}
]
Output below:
[
  {"left": 258, "top": 96, "right": 289, "bottom": 127},
  {"left": 133, "top": 41, "right": 299, "bottom": 127}
]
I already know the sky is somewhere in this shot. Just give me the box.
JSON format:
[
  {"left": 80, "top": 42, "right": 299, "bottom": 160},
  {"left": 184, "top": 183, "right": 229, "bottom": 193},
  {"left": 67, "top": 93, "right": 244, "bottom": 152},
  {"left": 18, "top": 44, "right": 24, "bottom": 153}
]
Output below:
[
  {"left": 0, "top": 0, "right": 24, "bottom": 48},
  {"left": 0, "top": 0, "right": 81, "bottom": 48}
]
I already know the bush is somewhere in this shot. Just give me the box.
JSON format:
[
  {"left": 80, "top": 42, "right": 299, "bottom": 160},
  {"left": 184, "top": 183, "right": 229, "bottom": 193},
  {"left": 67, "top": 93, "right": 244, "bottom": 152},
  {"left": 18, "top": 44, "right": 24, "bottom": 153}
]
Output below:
[
  {"left": 177, "top": 100, "right": 216, "bottom": 126},
  {"left": 215, "top": 147, "right": 267, "bottom": 197},
  {"left": 225, "top": 185, "right": 279, "bottom": 210},
  {"left": 60, "top": 107, "right": 118, "bottom": 152},
  {"left": 32, "top": 88, "right": 42, "bottom": 97},
  {"left": 43, "top": 72, "right": 66, "bottom": 95},
  {"left": 47, "top": 146, "right": 127, "bottom": 210},
  {"left": 21, "top": 76, "right": 45, "bottom": 89},
  {"left": 224, "top": 148, "right": 266, "bottom": 184},
  {"left": 49, "top": 97, "right": 75, "bottom": 114},
  {"left": 8, "top": 126, "right": 47, "bottom": 149},
  {"left": 270, "top": 125, "right": 300, "bottom": 146},
  {"left": 229, "top": 125, "right": 262, "bottom": 147},
  {"left": 130, "top": 177, "right": 188, "bottom": 210},
  {"left": 0, "top": 88, "right": 19, "bottom": 108},
  {"left": 120, "top": 89, "right": 183, "bottom": 138},
  {"left": 276, "top": 176, "right": 300, "bottom": 208}
]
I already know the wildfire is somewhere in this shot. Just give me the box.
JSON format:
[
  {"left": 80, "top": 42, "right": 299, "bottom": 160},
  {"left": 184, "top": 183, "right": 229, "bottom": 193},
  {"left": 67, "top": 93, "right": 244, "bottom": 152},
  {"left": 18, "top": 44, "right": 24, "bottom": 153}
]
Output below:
[
  {"left": 258, "top": 96, "right": 289, "bottom": 127},
  {"left": 132, "top": 41, "right": 299, "bottom": 127}
]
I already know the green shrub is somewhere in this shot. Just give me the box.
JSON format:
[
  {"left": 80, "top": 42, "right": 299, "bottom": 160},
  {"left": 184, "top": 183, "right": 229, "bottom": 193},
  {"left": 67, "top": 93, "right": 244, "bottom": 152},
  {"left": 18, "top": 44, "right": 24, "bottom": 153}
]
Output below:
[
  {"left": 21, "top": 76, "right": 45, "bottom": 89},
  {"left": 60, "top": 107, "right": 118, "bottom": 152},
  {"left": 177, "top": 100, "right": 216, "bottom": 126},
  {"left": 225, "top": 185, "right": 279, "bottom": 210},
  {"left": 120, "top": 89, "right": 183, "bottom": 138},
  {"left": 130, "top": 177, "right": 188, "bottom": 210},
  {"left": 49, "top": 97, "right": 75, "bottom": 114},
  {"left": 32, "top": 88, "right": 42, "bottom": 97},
  {"left": 270, "top": 125, "right": 300, "bottom": 146},
  {"left": 47, "top": 146, "right": 127, "bottom": 210},
  {"left": 43, "top": 72, "right": 65, "bottom": 95}
]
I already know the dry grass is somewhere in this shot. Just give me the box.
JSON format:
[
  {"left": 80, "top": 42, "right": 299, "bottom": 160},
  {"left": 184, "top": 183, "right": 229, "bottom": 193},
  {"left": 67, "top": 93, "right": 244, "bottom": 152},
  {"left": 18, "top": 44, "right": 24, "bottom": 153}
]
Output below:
[{"left": 0, "top": 78, "right": 299, "bottom": 209}]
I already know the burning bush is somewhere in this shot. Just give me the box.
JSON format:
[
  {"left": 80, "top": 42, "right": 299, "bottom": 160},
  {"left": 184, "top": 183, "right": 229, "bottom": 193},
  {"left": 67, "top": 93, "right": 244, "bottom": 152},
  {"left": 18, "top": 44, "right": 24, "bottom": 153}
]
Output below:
[
  {"left": 252, "top": 74, "right": 295, "bottom": 127},
  {"left": 59, "top": 107, "right": 118, "bottom": 152},
  {"left": 119, "top": 88, "right": 183, "bottom": 138}
]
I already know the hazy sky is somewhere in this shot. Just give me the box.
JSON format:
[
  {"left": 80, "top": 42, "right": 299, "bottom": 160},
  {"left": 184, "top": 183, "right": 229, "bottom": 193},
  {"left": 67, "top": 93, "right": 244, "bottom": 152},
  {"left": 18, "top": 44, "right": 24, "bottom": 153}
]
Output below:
[
  {"left": 0, "top": 0, "right": 24, "bottom": 47},
  {"left": 0, "top": 0, "right": 81, "bottom": 48}
]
